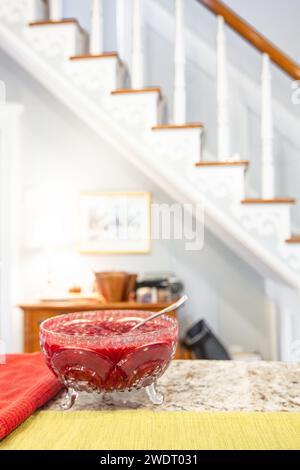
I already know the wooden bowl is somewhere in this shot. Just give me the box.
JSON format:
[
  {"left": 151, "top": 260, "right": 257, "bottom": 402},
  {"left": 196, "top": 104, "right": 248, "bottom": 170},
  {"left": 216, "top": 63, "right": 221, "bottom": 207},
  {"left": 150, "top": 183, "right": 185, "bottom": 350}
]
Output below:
[{"left": 94, "top": 272, "right": 136, "bottom": 302}]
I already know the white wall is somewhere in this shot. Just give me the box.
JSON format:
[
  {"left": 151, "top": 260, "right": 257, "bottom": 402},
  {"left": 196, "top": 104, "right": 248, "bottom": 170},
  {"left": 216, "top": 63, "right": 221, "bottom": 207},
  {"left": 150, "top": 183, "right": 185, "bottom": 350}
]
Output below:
[
  {"left": 0, "top": 47, "right": 270, "bottom": 357},
  {"left": 224, "top": 0, "right": 300, "bottom": 63}
]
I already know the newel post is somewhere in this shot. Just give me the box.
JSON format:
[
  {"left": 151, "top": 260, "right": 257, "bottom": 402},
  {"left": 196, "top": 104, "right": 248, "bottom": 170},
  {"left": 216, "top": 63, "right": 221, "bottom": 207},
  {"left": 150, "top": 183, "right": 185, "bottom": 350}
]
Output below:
[
  {"left": 49, "top": 0, "right": 63, "bottom": 21},
  {"left": 217, "top": 16, "right": 230, "bottom": 161},
  {"left": 131, "top": 0, "right": 144, "bottom": 89},
  {"left": 261, "top": 53, "right": 275, "bottom": 199},
  {"left": 174, "top": 0, "right": 186, "bottom": 124},
  {"left": 90, "top": 0, "right": 104, "bottom": 55}
]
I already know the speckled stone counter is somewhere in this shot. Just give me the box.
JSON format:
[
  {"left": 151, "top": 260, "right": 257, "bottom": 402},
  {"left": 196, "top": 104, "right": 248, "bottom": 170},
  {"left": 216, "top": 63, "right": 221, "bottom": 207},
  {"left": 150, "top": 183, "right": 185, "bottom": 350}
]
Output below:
[{"left": 46, "top": 360, "right": 300, "bottom": 412}]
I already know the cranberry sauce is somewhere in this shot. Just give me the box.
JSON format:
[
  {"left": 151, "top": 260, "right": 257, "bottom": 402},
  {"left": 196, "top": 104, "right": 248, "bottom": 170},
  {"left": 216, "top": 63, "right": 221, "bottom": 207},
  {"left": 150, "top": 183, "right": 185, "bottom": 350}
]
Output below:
[{"left": 40, "top": 311, "right": 178, "bottom": 393}]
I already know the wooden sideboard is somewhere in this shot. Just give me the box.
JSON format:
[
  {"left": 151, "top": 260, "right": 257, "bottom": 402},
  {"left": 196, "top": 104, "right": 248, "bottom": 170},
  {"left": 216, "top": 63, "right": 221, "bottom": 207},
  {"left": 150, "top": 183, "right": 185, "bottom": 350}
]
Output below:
[{"left": 19, "top": 300, "right": 193, "bottom": 360}]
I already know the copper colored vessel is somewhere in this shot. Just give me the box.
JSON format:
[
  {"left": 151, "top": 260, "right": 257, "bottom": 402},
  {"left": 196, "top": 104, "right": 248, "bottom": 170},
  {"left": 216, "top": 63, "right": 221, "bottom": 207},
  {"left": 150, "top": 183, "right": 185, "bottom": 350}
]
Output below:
[{"left": 94, "top": 272, "right": 137, "bottom": 302}]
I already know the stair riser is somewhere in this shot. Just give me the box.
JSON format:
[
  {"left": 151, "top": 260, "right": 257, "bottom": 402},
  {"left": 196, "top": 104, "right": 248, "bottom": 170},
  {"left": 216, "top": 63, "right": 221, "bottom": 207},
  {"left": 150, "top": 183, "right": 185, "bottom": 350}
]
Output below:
[
  {"left": 109, "top": 93, "right": 163, "bottom": 131},
  {"left": 63, "top": 59, "right": 126, "bottom": 96},
  {"left": 232, "top": 204, "right": 292, "bottom": 242},
  {"left": 189, "top": 166, "right": 246, "bottom": 204},
  {"left": 0, "top": 0, "right": 46, "bottom": 25},
  {"left": 24, "top": 24, "right": 87, "bottom": 59},
  {"left": 147, "top": 129, "right": 203, "bottom": 167},
  {"left": 277, "top": 244, "right": 300, "bottom": 272}
]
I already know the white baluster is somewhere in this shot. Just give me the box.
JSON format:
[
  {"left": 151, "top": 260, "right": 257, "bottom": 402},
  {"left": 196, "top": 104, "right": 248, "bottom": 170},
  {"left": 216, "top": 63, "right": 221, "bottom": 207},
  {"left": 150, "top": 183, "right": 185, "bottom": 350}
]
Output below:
[
  {"left": 25, "top": 0, "right": 39, "bottom": 23},
  {"left": 131, "top": 0, "right": 144, "bottom": 89},
  {"left": 116, "top": 0, "right": 129, "bottom": 63},
  {"left": 174, "top": 0, "right": 186, "bottom": 124},
  {"left": 49, "top": 0, "right": 62, "bottom": 21},
  {"left": 217, "top": 16, "right": 230, "bottom": 161},
  {"left": 90, "top": 0, "right": 104, "bottom": 55},
  {"left": 261, "top": 53, "right": 275, "bottom": 199}
]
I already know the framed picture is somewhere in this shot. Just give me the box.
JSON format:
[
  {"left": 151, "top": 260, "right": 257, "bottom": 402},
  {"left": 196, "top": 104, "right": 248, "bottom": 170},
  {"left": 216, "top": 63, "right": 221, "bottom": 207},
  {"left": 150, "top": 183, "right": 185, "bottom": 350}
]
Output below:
[{"left": 79, "top": 192, "right": 151, "bottom": 254}]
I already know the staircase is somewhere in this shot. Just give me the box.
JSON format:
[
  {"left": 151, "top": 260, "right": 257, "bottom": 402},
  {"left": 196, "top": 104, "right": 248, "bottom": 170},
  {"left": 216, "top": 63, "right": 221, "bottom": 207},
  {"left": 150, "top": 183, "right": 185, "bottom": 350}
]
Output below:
[{"left": 1, "top": 0, "right": 300, "bottom": 358}]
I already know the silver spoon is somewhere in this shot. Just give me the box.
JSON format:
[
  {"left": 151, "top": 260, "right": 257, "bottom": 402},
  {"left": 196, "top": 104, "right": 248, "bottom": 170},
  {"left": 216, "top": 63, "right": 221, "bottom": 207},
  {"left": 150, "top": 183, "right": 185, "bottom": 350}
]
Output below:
[{"left": 131, "top": 295, "right": 188, "bottom": 331}]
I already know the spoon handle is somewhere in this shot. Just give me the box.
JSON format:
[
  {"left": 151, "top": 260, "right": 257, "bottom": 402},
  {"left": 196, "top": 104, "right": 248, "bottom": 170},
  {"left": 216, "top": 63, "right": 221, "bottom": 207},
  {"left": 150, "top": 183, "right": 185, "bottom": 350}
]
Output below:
[{"left": 131, "top": 295, "right": 188, "bottom": 331}]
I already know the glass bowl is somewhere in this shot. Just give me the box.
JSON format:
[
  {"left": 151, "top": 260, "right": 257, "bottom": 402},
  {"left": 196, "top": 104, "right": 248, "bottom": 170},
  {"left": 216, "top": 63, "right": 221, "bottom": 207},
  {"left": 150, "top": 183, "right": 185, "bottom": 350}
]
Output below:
[{"left": 39, "top": 310, "right": 178, "bottom": 408}]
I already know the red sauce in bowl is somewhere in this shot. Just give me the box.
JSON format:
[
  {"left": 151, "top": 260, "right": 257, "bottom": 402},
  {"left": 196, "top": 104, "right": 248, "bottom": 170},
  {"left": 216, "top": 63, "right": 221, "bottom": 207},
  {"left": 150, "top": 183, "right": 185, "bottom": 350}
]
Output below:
[{"left": 40, "top": 311, "right": 178, "bottom": 392}]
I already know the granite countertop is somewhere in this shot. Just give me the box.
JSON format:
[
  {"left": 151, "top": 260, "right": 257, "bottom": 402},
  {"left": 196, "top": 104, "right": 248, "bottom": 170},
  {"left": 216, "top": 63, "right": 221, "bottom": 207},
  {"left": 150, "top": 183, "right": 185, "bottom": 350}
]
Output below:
[{"left": 45, "top": 360, "right": 300, "bottom": 412}]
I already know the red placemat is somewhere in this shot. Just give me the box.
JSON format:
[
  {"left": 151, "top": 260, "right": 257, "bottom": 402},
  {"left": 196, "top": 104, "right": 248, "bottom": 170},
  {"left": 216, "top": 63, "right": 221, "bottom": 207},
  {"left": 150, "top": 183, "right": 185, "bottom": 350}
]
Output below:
[{"left": 0, "top": 353, "right": 62, "bottom": 440}]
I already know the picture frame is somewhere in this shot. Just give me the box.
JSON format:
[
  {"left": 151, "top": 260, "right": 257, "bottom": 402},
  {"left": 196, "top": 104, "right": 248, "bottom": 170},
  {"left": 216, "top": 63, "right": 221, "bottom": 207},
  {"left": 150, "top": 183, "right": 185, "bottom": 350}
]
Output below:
[{"left": 79, "top": 192, "right": 151, "bottom": 254}]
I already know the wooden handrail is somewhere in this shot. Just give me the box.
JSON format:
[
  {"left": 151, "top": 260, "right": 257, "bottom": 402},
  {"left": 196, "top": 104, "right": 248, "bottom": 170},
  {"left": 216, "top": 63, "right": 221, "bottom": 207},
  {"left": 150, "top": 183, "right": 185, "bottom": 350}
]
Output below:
[{"left": 198, "top": 0, "right": 300, "bottom": 80}]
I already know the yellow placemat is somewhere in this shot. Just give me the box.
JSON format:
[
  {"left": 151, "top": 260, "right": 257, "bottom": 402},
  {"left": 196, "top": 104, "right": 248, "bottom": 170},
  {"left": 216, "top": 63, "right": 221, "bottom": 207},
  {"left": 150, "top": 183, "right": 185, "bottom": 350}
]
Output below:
[{"left": 1, "top": 411, "right": 300, "bottom": 450}]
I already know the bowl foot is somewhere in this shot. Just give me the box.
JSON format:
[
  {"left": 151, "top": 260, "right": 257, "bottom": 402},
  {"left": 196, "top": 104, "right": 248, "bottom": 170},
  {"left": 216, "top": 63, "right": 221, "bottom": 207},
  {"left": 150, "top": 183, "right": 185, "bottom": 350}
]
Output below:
[
  {"left": 60, "top": 387, "right": 78, "bottom": 410},
  {"left": 145, "top": 383, "right": 164, "bottom": 405}
]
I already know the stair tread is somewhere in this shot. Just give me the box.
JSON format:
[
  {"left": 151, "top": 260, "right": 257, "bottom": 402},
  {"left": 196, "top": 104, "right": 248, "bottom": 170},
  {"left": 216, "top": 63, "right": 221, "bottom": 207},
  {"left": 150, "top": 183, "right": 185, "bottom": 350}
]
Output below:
[
  {"left": 152, "top": 123, "right": 204, "bottom": 130},
  {"left": 111, "top": 87, "right": 162, "bottom": 99},
  {"left": 196, "top": 160, "right": 248, "bottom": 167},
  {"left": 241, "top": 198, "right": 295, "bottom": 204},
  {"left": 286, "top": 236, "right": 300, "bottom": 243},
  {"left": 29, "top": 18, "right": 85, "bottom": 34},
  {"left": 70, "top": 52, "right": 119, "bottom": 61}
]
